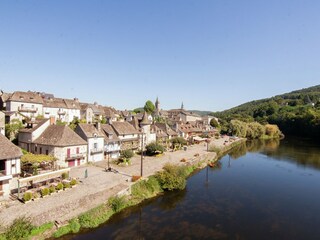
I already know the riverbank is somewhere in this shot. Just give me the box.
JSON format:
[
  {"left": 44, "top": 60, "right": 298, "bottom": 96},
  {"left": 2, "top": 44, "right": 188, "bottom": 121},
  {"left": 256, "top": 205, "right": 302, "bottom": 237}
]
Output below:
[{"left": 0, "top": 136, "right": 245, "bottom": 239}]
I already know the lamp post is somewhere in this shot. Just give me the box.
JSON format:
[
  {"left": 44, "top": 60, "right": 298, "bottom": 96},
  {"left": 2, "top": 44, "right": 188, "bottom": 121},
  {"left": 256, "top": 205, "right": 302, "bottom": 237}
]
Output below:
[{"left": 140, "top": 128, "right": 144, "bottom": 177}]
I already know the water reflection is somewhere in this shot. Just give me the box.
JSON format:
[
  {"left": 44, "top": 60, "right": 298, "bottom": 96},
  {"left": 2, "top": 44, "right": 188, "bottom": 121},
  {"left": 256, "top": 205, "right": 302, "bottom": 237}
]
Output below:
[{"left": 65, "top": 137, "right": 320, "bottom": 240}]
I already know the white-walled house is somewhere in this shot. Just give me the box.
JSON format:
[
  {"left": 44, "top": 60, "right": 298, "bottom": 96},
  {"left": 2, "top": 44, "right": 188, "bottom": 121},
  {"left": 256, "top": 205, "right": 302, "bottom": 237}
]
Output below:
[
  {"left": 0, "top": 111, "right": 4, "bottom": 135},
  {"left": 101, "top": 124, "right": 121, "bottom": 159},
  {"left": 75, "top": 123, "right": 105, "bottom": 162},
  {"left": 6, "top": 91, "right": 44, "bottom": 118},
  {"left": 18, "top": 119, "right": 51, "bottom": 152},
  {"left": 0, "top": 133, "right": 22, "bottom": 199},
  {"left": 33, "top": 125, "right": 87, "bottom": 168}
]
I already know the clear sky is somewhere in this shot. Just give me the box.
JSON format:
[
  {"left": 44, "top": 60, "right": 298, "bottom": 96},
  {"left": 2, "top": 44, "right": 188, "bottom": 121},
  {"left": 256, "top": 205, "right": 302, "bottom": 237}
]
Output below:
[{"left": 0, "top": 0, "right": 319, "bottom": 111}]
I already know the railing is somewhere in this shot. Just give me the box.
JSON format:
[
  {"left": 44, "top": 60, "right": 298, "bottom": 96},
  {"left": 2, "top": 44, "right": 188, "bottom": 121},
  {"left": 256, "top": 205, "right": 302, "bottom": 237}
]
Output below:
[
  {"left": 58, "top": 110, "right": 66, "bottom": 115},
  {"left": 18, "top": 106, "right": 38, "bottom": 113},
  {"left": 105, "top": 146, "right": 121, "bottom": 152},
  {"left": 91, "top": 148, "right": 104, "bottom": 155},
  {"left": 65, "top": 153, "right": 85, "bottom": 160}
]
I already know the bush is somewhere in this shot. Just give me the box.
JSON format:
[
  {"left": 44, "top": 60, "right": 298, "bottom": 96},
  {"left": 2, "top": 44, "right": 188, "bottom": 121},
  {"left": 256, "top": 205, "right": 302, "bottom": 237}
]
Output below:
[
  {"left": 56, "top": 182, "right": 63, "bottom": 191},
  {"left": 23, "top": 192, "right": 32, "bottom": 202},
  {"left": 69, "top": 219, "right": 81, "bottom": 233},
  {"left": 108, "top": 196, "right": 127, "bottom": 213},
  {"left": 49, "top": 185, "right": 56, "bottom": 194},
  {"left": 61, "top": 172, "right": 69, "bottom": 180},
  {"left": 170, "top": 137, "right": 187, "bottom": 149},
  {"left": 145, "top": 142, "right": 165, "bottom": 156},
  {"left": 155, "top": 164, "right": 189, "bottom": 191},
  {"left": 30, "top": 222, "right": 54, "bottom": 237},
  {"left": 40, "top": 188, "right": 49, "bottom": 197},
  {"left": 5, "top": 217, "right": 33, "bottom": 240},
  {"left": 120, "top": 149, "right": 134, "bottom": 160},
  {"left": 70, "top": 178, "right": 77, "bottom": 186},
  {"left": 52, "top": 225, "right": 71, "bottom": 238},
  {"left": 131, "top": 176, "right": 163, "bottom": 200},
  {"left": 63, "top": 182, "right": 71, "bottom": 189},
  {"left": 78, "top": 205, "right": 114, "bottom": 229}
]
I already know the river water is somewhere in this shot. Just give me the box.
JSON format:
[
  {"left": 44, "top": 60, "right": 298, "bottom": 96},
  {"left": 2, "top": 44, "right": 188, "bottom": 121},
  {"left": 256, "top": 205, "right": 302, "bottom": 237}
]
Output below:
[{"left": 64, "top": 137, "right": 320, "bottom": 240}]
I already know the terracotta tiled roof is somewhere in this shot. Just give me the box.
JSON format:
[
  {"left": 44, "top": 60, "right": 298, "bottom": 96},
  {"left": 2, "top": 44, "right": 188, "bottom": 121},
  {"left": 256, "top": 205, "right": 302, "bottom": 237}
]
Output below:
[
  {"left": 19, "top": 119, "right": 49, "bottom": 133},
  {"left": 0, "top": 134, "right": 22, "bottom": 160},
  {"left": 111, "top": 121, "right": 140, "bottom": 135},
  {"left": 0, "top": 92, "right": 11, "bottom": 103},
  {"left": 8, "top": 91, "right": 44, "bottom": 104},
  {"left": 154, "top": 123, "right": 178, "bottom": 137},
  {"left": 77, "top": 123, "right": 105, "bottom": 138},
  {"left": 34, "top": 125, "right": 87, "bottom": 146},
  {"left": 101, "top": 124, "right": 120, "bottom": 142},
  {"left": 64, "top": 98, "right": 80, "bottom": 109},
  {"left": 43, "top": 98, "right": 67, "bottom": 108}
]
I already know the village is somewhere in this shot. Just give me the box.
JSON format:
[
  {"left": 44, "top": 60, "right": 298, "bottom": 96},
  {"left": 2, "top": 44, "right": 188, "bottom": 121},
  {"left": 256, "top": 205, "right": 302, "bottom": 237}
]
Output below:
[{"left": 0, "top": 90, "right": 233, "bottom": 226}]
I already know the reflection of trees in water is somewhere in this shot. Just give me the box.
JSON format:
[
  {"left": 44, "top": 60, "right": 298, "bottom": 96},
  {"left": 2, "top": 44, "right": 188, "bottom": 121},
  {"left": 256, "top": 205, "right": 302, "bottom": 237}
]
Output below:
[
  {"left": 263, "top": 138, "right": 320, "bottom": 169},
  {"left": 246, "top": 139, "right": 280, "bottom": 153},
  {"left": 228, "top": 142, "right": 247, "bottom": 160},
  {"left": 158, "top": 189, "right": 187, "bottom": 211}
]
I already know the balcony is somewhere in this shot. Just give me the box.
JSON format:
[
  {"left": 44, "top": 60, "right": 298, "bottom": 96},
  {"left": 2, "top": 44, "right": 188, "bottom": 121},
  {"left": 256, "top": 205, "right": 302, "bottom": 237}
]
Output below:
[
  {"left": 65, "top": 153, "right": 85, "bottom": 161},
  {"left": 90, "top": 148, "right": 104, "bottom": 155},
  {"left": 0, "top": 170, "right": 12, "bottom": 181},
  {"left": 18, "top": 106, "right": 38, "bottom": 113},
  {"left": 58, "top": 110, "right": 66, "bottom": 115}
]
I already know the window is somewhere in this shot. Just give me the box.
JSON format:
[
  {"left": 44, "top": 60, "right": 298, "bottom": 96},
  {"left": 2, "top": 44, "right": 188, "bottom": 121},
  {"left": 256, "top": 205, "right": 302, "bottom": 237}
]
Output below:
[
  {"left": 94, "top": 143, "right": 98, "bottom": 149},
  {"left": 35, "top": 146, "right": 37, "bottom": 152},
  {"left": 46, "top": 150, "right": 49, "bottom": 155},
  {"left": 39, "top": 147, "right": 42, "bottom": 154}
]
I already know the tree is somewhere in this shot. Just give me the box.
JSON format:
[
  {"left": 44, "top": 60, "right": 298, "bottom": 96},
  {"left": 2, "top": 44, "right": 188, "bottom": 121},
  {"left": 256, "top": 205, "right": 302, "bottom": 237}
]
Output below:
[
  {"left": 210, "top": 118, "right": 220, "bottom": 128},
  {"left": 146, "top": 142, "right": 165, "bottom": 156},
  {"left": 144, "top": 100, "right": 155, "bottom": 114},
  {"left": 230, "top": 120, "right": 247, "bottom": 138},
  {"left": 5, "top": 119, "right": 23, "bottom": 141}
]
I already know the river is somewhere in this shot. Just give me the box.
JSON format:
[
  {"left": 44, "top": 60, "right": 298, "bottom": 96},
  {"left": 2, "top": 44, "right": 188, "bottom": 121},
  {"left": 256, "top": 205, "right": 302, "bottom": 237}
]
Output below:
[{"left": 62, "top": 137, "right": 320, "bottom": 240}]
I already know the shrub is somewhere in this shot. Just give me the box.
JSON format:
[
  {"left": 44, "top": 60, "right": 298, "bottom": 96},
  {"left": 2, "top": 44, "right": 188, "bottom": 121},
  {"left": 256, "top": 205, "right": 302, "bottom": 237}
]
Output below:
[
  {"left": 155, "top": 164, "right": 189, "bottom": 191},
  {"left": 30, "top": 222, "right": 54, "bottom": 237},
  {"left": 69, "top": 219, "right": 81, "bottom": 233},
  {"left": 49, "top": 185, "right": 56, "bottom": 194},
  {"left": 70, "top": 179, "right": 77, "bottom": 186},
  {"left": 23, "top": 192, "right": 32, "bottom": 202},
  {"left": 145, "top": 142, "right": 165, "bottom": 156},
  {"left": 78, "top": 205, "right": 114, "bottom": 229},
  {"left": 120, "top": 149, "right": 134, "bottom": 160},
  {"left": 40, "top": 188, "right": 49, "bottom": 197},
  {"left": 63, "top": 182, "right": 71, "bottom": 189},
  {"left": 56, "top": 182, "right": 63, "bottom": 191},
  {"left": 108, "top": 196, "right": 127, "bottom": 213},
  {"left": 5, "top": 217, "right": 33, "bottom": 240},
  {"left": 52, "top": 225, "right": 71, "bottom": 238},
  {"left": 61, "top": 172, "right": 69, "bottom": 180},
  {"left": 131, "top": 176, "right": 162, "bottom": 200}
]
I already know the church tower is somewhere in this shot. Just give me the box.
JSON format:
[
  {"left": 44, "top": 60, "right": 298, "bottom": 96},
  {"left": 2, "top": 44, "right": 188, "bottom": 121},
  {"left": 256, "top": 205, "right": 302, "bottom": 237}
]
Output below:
[
  {"left": 181, "top": 101, "right": 184, "bottom": 110},
  {"left": 155, "top": 97, "right": 160, "bottom": 116}
]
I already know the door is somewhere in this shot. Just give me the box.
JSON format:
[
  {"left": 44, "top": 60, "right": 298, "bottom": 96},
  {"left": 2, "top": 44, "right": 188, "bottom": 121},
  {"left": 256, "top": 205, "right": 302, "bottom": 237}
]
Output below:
[
  {"left": 77, "top": 159, "right": 80, "bottom": 166},
  {"left": 68, "top": 160, "right": 75, "bottom": 167}
]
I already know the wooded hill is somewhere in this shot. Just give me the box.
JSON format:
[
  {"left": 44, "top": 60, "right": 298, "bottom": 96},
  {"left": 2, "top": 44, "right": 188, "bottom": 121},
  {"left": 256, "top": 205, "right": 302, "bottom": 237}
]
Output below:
[{"left": 212, "top": 85, "right": 320, "bottom": 138}]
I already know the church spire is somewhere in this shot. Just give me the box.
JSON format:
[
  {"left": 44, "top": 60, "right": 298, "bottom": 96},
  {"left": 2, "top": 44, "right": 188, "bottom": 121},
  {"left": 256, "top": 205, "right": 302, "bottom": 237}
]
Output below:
[{"left": 181, "top": 101, "right": 184, "bottom": 110}]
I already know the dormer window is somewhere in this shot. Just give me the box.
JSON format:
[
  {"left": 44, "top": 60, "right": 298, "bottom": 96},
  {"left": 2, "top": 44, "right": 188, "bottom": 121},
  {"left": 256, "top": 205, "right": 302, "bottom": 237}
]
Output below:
[
  {"left": 19, "top": 96, "right": 24, "bottom": 100},
  {"left": 30, "top": 97, "right": 34, "bottom": 100}
]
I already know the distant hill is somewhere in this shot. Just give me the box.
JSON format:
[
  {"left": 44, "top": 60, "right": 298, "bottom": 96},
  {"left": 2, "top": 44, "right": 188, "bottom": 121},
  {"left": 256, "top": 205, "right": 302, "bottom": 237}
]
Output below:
[
  {"left": 213, "top": 85, "right": 320, "bottom": 138},
  {"left": 188, "top": 110, "right": 212, "bottom": 116}
]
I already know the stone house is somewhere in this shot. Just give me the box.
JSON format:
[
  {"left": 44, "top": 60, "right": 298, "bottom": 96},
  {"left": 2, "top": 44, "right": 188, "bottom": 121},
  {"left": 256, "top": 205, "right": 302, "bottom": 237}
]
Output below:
[
  {"left": 111, "top": 121, "right": 140, "bottom": 151},
  {"left": 152, "top": 122, "right": 178, "bottom": 144},
  {"left": 101, "top": 124, "right": 121, "bottom": 159},
  {"left": 33, "top": 125, "right": 87, "bottom": 168},
  {"left": 75, "top": 123, "right": 105, "bottom": 163},
  {"left": 0, "top": 133, "right": 22, "bottom": 199}
]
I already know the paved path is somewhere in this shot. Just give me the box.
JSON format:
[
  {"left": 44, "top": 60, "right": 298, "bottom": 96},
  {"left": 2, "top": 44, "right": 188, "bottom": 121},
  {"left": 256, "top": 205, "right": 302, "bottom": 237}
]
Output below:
[{"left": 0, "top": 136, "right": 235, "bottom": 227}]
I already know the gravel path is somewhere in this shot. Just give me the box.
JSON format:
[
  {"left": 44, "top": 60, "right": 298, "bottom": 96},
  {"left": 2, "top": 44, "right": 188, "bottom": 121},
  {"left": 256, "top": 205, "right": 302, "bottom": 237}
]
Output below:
[{"left": 0, "top": 136, "right": 236, "bottom": 227}]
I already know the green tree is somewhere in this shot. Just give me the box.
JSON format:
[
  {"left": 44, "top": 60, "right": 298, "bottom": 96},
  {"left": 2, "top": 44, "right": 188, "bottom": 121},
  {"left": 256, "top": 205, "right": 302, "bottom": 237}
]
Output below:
[
  {"left": 210, "top": 118, "right": 220, "bottom": 128},
  {"left": 144, "top": 100, "right": 155, "bottom": 114},
  {"left": 230, "top": 120, "right": 247, "bottom": 137},
  {"left": 5, "top": 119, "right": 23, "bottom": 141},
  {"left": 146, "top": 142, "right": 165, "bottom": 156}
]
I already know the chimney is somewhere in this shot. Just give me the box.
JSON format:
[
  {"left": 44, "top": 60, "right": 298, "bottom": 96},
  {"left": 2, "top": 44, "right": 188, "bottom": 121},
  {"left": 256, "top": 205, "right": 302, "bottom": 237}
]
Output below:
[
  {"left": 95, "top": 122, "right": 101, "bottom": 131},
  {"left": 50, "top": 116, "right": 56, "bottom": 125}
]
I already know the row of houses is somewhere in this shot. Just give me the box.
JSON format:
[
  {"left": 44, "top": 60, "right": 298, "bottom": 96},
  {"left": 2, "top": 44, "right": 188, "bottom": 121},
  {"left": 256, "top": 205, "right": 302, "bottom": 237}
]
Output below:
[{"left": 0, "top": 91, "right": 118, "bottom": 124}]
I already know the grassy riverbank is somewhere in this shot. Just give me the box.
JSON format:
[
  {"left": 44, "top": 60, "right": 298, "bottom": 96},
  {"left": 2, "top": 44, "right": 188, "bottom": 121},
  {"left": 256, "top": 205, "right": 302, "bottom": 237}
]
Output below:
[{"left": 0, "top": 138, "right": 245, "bottom": 239}]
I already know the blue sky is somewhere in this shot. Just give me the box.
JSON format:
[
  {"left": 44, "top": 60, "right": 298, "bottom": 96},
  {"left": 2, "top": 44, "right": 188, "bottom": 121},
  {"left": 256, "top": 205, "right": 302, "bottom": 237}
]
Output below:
[{"left": 0, "top": 0, "right": 319, "bottom": 111}]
